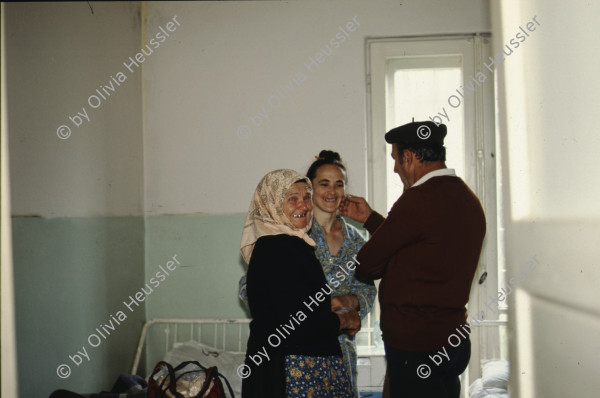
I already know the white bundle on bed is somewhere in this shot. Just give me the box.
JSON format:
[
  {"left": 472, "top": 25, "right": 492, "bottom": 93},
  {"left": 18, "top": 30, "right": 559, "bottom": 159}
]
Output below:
[
  {"left": 163, "top": 340, "right": 246, "bottom": 397},
  {"left": 469, "top": 359, "right": 510, "bottom": 398}
]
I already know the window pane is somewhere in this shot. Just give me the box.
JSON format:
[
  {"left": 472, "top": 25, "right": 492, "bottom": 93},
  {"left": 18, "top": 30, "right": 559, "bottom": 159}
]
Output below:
[{"left": 385, "top": 65, "right": 465, "bottom": 212}]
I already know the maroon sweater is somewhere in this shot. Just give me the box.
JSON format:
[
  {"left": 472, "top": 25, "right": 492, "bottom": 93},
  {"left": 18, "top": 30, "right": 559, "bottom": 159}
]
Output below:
[{"left": 356, "top": 175, "right": 486, "bottom": 351}]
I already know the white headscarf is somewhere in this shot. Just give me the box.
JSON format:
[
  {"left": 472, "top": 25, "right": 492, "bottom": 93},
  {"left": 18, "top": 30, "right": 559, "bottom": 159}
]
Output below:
[{"left": 240, "top": 169, "right": 316, "bottom": 263}]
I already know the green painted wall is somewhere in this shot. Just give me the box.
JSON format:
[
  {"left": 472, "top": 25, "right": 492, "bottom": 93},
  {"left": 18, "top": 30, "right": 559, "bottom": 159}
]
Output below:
[
  {"left": 12, "top": 217, "right": 145, "bottom": 397},
  {"left": 12, "top": 213, "right": 367, "bottom": 394},
  {"left": 12, "top": 213, "right": 250, "bottom": 394},
  {"left": 126, "top": 213, "right": 249, "bottom": 374},
  {"left": 140, "top": 213, "right": 368, "bottom": 374},
  {"left": 138, "top": 213, "right": 248, "bottom": 374},
  {"left": 144, "top": 213, "right": 248, "bottom": 320}
]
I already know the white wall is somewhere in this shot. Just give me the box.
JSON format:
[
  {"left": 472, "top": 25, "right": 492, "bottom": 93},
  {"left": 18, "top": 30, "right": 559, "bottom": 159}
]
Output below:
[
  {"left": 491, "top": 0, "right": 600, "bottom": 396},
  {"left": 7, "top": 2, "right": 143, "bottom": 218},
  {"left": 143, "top": 0, "right": 490, "bottom": 215},
  {"left": 6, "top": 0, "right": 490, "bottom": 217}
]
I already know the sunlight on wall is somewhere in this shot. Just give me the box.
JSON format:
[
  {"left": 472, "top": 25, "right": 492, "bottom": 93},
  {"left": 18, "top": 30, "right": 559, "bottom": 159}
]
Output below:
[
  {"left": 514, "top": 289, "right": 536, "bottom": 398},
  {"left": 500, "top": 1, "right": 600, "bottom": 222},
  {"left": 502, "top": 40, "right": 531, "bottom": 221},
  {"left": 1, "top": 4, "right": 19, "bottom": 395},
  {"left": 494, "top": 0, "right": 532, "bottom": 222}
]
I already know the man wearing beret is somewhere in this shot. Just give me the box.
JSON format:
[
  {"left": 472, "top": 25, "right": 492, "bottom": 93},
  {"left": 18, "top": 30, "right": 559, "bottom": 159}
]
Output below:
[{"left": 340, "top": 121, "right": 486, "bottom": 398}]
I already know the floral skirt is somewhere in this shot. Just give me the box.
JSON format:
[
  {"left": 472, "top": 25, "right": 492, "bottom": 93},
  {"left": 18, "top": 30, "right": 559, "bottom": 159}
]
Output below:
[{"left": 284, "top": 354, "right": 354, "bottom": 398}]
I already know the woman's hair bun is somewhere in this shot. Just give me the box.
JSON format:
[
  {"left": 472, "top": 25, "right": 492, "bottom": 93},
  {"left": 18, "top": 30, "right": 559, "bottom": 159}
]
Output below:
[
  {"left": 306, "top": 149, "right": 347, "bottom": 182},
  {"left": 318, "top": 150, "right": 342, "bottom": 162}
]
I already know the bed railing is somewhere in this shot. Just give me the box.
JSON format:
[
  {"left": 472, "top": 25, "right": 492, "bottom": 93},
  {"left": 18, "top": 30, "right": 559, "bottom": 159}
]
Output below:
[{"left": 131, "top": 318, "right": 251, "bottom": 375}]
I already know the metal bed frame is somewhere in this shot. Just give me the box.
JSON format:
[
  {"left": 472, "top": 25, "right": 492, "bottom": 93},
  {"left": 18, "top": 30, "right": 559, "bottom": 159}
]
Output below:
[{"left": 131, "top": 318, "right": 251, "bottom": 375}]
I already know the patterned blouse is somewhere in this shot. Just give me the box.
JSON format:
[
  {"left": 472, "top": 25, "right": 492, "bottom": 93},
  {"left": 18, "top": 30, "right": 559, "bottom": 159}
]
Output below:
[
  {"left": 309, "top": 217, "right": 376, "bottom": 320},
  {"left": 309, "top": 217, "right": 376, "bottom": 398},
  {"left": 239, "top": 217, "right": 377, "bottom": 397}
]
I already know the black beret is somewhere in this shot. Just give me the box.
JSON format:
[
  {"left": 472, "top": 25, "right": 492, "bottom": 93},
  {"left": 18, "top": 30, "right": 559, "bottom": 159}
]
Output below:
[{"left": 384, "top": 121, "right": 447, "bottom": 147}]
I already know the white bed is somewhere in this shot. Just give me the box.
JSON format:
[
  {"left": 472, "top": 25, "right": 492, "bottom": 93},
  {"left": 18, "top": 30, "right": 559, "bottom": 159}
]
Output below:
[
  {"left": 132, "top": 319, "right": 510, "bottom": 398},
  {"left": 131, "top": 318, "right": 251, "bottom": 397}
]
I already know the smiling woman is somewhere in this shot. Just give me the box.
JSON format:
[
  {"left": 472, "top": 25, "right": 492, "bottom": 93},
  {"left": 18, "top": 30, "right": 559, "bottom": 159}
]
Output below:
[
  {"left": 282, "top": 182, "right": 312, "bottom": 230},
  {"left": 305, "top": 150, "right": 377, "bottom": 397},
  {"left": 239, "top": 169, "right": 359, "bottom": 397}
]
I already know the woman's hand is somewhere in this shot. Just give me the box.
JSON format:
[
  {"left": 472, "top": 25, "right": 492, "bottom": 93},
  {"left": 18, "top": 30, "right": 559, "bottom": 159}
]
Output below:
[
  {"left": 331, "top": 295, "right": 360, "bottom": 312},
  {"left": 339, "top": 195, "right": 374, "bottom": 224},
  {"left": 336, "top": 307, "right": 361, "bottom": 336}
]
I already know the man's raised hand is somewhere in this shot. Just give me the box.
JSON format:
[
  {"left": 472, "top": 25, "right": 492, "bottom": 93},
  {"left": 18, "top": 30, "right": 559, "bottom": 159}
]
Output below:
[{"left": 339, "top": 195, "right": 374, "bottom": 224}]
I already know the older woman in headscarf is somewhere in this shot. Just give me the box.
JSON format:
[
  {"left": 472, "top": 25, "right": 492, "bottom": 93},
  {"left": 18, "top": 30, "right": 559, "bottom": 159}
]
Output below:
[{"left": 240, "top": 169, "right": 360, "bottom": 398}]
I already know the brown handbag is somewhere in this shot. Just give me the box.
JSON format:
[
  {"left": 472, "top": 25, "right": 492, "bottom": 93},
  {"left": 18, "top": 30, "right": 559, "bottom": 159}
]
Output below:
[{"left": 148, "top": 360, "right": 234, "bottom": 398}]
